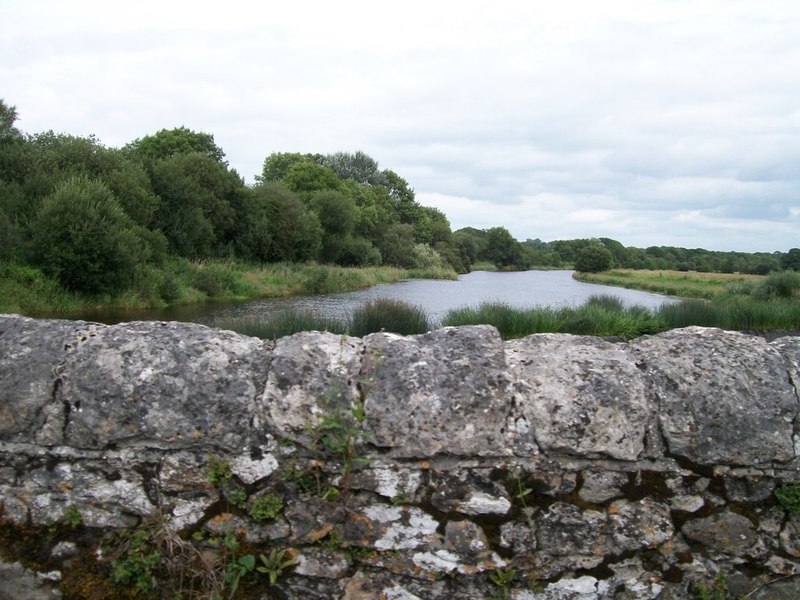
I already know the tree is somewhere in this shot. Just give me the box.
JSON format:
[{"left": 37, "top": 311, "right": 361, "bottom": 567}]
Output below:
[
  {"left": 375, "top": 223, "right": 417, "bottom": 268},
  {"left": 124, "top": 126, "right": 226, "bottom": 163},
  {"left": 319, "top": 151, "right": 382, "bottom": 185},
  {"left": 29, "top": 176, "right": 146, "bottom": 294},
  {"left": 0, "top": 99, "right": 20, "bottom": 141},
  {"left": 260, "top": 152, "right": 313, "bottom": 182},
  {"left": 241, "top": 183, "right": 322, "bottom": 263},
  {"left": 149, "top": 153, "right": 243, "bottom": 258},
  {"left": 781, "top": 248, "right": 800, "bottom": 272},
  {"left": 311, "top": 190, "right": 358, "bottom": 236},
  {"left": 575, "top": 242, "right": 613, "bottom": 273},
  {"left": 282, "top": 161, "right": 341, "bottom": 198},
  {"left": 382, "top": 169, "right": 418, "bottom": 224},
  {"left": 484, "top": 227, "right": 525, "bottom": 270}
]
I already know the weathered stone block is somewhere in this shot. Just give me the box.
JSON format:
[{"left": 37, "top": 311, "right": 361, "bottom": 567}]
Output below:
[
  {"left": 682, "top": 509, "right": 757, "bottom": 555},
  {"left": 0, "top": 315, "right": 88, "bottom": 444},
  {"left": 58, "top": 321, "right": 270, "bottom": 450},
  {"left": 362, "top": 326, "right": 511, "bottom": 458},
  {"left": 632, "top": 327, "right": 797, "bottom": 466},
  {"left": 507, "top": 334, "right": 651, "bottom": 460},
  {"left": 258, "top": 331, "right": 363, "bottom": 448}
]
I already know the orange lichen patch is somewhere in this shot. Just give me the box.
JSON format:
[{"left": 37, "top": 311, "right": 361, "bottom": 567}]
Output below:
[
  {"left": 304, "top": 522, "right": 334, "bottom": 544},
  {"left": 208, "top": 512, "right": 233, "bottom": 528}
]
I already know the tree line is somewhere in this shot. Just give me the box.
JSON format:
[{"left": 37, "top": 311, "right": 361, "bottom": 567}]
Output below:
[
  {"left": 0, "top": 98, "right": 796, "bottom": 302},
  {"left": 0, "top": 100, "right": 472, "bottom": 298}
]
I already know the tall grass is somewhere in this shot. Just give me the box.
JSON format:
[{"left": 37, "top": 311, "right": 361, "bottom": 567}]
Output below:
[
  {"left": 659, "top": 297, "right": 800, "bottom": 330},
  {"left": 0, "top": 261, "right": 82, "bottom": 314},
  {"left": 349, "top": 298, "right": 430, "bottom": 337},
  {"left": 216, "top": 298, "right": 430, "bottom": 340},
  {"left": 2, "top": 257, "right": 458, "bottom": 316},
  {"left": 442, "top": 295, "right": 667, "bottom": 340},
  {"left": 442, "top": 294, "right": 799, "bottom": 340},
  {"left": 214, "top": 310, "right": 347, "bottom": 340},
  {"left": 574, "top": 269, "right": 763, "bottom": 299},
  {"left": 443, "top": 303, "right": 564, "bottom": 339}
]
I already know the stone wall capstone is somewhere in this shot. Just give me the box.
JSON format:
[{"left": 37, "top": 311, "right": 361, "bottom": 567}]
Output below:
[{"left": 1, "top": 314, "right": 800, "bottom": 599}]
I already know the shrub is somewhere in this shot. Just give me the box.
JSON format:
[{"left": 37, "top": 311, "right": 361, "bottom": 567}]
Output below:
[
  {"left": 29, "top": 176, "right": 147, "bottom": 295},
  {"left": 349, "top": 298, "right": 430, "bottom": 336},
  {"left": 190, "top": 261, "right": 255, "bottom": 298},
  {"left": 751, "top": 270, "right": 800, "bottom": 300},
  {"left": 574, "top": 243, "right": 613, "bottom": 273}
]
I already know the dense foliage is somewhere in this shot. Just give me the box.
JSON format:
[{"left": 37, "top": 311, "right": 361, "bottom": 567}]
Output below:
[
  {"left": 0, "top": 99, "right": 467, "bottom": 304},
  {"left": 0, "top": 97, "right": 795, "bottom": 309}
]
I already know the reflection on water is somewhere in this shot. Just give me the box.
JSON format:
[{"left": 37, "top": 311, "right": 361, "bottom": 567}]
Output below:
[{"left": 64, "top": 270, "right": 677, "bottom": 326}]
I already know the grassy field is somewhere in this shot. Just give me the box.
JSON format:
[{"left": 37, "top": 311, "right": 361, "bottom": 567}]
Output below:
[{"left": 573, "top": 269, "right": 764, "bottom": 299}]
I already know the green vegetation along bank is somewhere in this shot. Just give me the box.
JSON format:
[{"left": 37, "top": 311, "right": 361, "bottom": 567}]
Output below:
[
  {"left": 3, "top": 97, "right": 799, "bottom": 318},
  {"left": 0, "top": 259, "right": 456, "bottom": 317}
]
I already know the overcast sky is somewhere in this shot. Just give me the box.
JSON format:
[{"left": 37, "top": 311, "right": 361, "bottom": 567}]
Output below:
[{"left": 2, "top": 0, "right": 799, "bottom": 252}]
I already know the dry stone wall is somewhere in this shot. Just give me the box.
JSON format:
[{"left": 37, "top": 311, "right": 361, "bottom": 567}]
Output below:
[{"left": 1, "top": 314, "right": 800, "bottom": 599}]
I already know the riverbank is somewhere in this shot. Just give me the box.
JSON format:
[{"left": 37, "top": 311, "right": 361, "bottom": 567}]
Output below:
[
  {"left": 0, "top": 259, "right": 458, "bottom": 317},
  {"left": 572, "top": 268, "right": 765, "bottom": 299}
]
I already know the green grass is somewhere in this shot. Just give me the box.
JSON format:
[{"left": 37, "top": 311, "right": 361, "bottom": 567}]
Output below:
[
  {"left": 573, "top": 269, "right": 764, "bottom": 299},
  {"left": 0, "top": 262, "right": 82, "bottom": 314},
  {"left": 443, "top": 302, "right": 564, "bottom": 339},
  {"left": 440, "top": 293, "right": 799, "bottom": 340},
  {"left": 659, "top": 297, "right": 800, "bottom": 330}
]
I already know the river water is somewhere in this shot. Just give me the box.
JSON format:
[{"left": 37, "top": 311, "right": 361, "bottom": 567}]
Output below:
[
  {"left": 169, "top": 271, "right": 675, "bottom": 325},
  {"left": 79, "top": 269, "right": 676, "bottom": 327}
]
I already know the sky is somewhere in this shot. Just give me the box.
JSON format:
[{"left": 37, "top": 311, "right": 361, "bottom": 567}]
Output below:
[{"left": 2, "top": 0, "right": 799, "bottom": 253}]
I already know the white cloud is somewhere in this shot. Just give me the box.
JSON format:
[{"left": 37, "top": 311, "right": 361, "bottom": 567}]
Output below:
[{"left": 2, "top": 0, "right": 799, "bottom": 252}]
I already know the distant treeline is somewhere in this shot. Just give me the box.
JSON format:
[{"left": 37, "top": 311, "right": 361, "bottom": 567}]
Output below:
[
  {"left": 0, "top": 98, "right": 796, "bottom": 303},
  {"left": 457, "top": 230, "right": 797, "bottom": 274}
]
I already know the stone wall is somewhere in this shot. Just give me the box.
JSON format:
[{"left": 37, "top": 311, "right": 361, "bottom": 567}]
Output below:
[{"left": 1, "top": 313, "right": 800, "bottom": 599}]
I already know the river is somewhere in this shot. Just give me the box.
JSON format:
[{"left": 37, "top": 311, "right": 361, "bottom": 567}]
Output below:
[{"left": 74, "top": 269, "right": 676, "bottom": 327}]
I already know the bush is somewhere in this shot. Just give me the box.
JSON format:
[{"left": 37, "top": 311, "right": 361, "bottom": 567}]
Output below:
[
  {"left": 751, "top": 270, "right": 800, "bottom": 300},
  {"left": 29, "top": 176, "right": 147, "bottom": 295},
  {"left": 349, "top": 298, "right": 430, "bottom": 337},
  {"left": 575, "top": 243, "right": 613, "bottom": 273},
  {"left": 190, "top": 262, "right": 255, "bottom": 298}
]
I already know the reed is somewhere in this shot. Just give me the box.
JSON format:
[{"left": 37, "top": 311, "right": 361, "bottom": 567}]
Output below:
[
  {"left": 659, "top": 297, "right": 800, "bottom": 331},
  {"left": 213, "top": 310, "right": 347, "bottom": 340},
  {"left": 441, "top": 295, "right": 667, "bottom": 340},
  {"left": 349, "top": 298, "right": 430, "bottom": 337}
]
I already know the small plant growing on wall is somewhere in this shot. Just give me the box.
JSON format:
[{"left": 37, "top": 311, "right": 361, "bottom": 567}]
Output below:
[
  {"left": 305, "top": 349, "right": 380, "bottom": 502},
  {"left": 249, "top": 494, "right": 284, "bottom": 523},
  {"left": 206, "top": 454, "right": 249, "bottom": 510},
  {"left": 257, "top": 548, "right": 297, "bottom": 586},
  {"left": 775, "top": 483, "right": 800, "bottom": 514}
]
